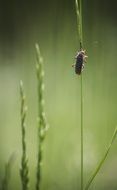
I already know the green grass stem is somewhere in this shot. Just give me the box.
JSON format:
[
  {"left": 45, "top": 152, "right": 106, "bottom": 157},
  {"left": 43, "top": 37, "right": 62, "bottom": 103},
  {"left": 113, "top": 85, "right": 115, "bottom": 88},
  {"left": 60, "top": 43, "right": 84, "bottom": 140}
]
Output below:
[
  {"left": 1, "top": 153, "right": 16, "bottom": 190},
  {"left": 80, "top": 74, "right": 83, "bottom": 190},
  {"left": 75, "top": 0, "right": 83, "bottom": 49},
  {"left": 85, "top": 126, "right": 117, "bottom": 190},
  {"left": 75, "top": 1, "right": 117, "bottom": 190},
  {"left": 20, "top": 81, "right": 29, "bottom": 190},
  {"left": 35, "top": 43, "right": 48, "bottom": 190},
  {"left": 75, "top": 0, "right": 84, "bottom": 189}
]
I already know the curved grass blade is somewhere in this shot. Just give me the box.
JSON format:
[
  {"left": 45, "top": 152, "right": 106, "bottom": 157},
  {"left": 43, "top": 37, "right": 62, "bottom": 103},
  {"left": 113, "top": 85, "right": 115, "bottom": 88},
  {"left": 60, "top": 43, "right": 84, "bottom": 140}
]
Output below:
[{"left": 85, "top": 126, "right": 117, "bottom": 190}]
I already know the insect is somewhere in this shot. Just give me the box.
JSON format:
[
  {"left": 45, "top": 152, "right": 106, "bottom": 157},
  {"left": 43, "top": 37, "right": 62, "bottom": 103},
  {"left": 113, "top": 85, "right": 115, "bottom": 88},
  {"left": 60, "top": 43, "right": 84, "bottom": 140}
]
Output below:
[{"left": 72, "top": 49, "right": 88, "bottom": 75}]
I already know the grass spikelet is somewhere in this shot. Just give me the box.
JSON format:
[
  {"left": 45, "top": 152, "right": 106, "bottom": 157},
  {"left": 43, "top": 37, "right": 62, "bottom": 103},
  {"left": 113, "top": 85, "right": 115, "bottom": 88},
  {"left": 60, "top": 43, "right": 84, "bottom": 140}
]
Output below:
[
  {"left": 20, "top": 81, "right": 29, "bottom": 190},
  {"left": 85, "top": 126, "right": 117, "bottom": 190},
  {"left": 1, "top": 153, "right": 16, "bottom": 190},
  {"left": 35, "top": 43, "right": 48, "bottom": 190}
]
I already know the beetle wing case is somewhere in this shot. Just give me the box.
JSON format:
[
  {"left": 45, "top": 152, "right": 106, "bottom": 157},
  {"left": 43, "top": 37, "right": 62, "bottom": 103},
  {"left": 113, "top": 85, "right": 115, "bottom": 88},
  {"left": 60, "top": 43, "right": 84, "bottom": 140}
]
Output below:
[{"left": 75, "top": 53, "right": 83, "bottom": 75}]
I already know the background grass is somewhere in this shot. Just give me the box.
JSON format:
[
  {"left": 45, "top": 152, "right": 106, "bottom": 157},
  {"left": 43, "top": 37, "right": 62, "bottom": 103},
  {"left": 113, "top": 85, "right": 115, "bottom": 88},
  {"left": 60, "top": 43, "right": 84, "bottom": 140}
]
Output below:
[{"left": 0, "top": 0, "right": 117, "bottom": 189}]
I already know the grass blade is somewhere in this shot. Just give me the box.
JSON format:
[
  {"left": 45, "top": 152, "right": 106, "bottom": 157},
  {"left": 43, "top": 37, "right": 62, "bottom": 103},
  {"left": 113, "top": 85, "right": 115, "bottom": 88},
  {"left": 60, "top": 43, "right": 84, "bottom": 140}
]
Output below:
[{"left": 85, "top": 126, "right": 117, "bottom": 190}]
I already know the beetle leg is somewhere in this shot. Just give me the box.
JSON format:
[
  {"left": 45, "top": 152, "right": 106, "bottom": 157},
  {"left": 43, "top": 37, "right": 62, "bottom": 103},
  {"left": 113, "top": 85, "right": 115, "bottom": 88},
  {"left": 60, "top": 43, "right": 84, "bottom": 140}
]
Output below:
[
  {"left": 84, "top": 55, "right": 88, "bottom": 63},
  {"left": 85, "top": 55, "right": 88, "bottom": 59},
  {"left": 81, "top": 63, "right": 85, "bottom": 72},
  {"left": 75, "top": 51, "right": 80, "bottom": 58},
  {"left": 72, "top": 64, "right": 75, "bottom": 67},
  {"left": 84, "top": 59, "right": 87, "bottom": 63}
]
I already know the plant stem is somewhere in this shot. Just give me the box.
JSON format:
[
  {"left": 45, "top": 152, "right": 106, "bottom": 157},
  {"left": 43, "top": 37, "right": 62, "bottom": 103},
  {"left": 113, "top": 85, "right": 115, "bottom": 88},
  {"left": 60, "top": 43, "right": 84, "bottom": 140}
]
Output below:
[
  {"left": 20, "top": 81, "right": 29, "bottom": 190},
  {"left": 81, "top": 74, "right": 83, "bottom": 190},
  {"left": 35, "top": 43, "right": 48, "bottom": 190},
  {"left": 79, "top": 0, "right": 83, "bottom": 49},
  {"left": 85, "top": 126, "right": 117, "bottom": 190},
  {"left": 75, "top": 0, "right": 84, "bottom": 189},
  {"left": 75, "top": 0, "right": 83, "bottom": 50},
  {"left": 1, "top": 153, "right": 16, "bottom": 190}
]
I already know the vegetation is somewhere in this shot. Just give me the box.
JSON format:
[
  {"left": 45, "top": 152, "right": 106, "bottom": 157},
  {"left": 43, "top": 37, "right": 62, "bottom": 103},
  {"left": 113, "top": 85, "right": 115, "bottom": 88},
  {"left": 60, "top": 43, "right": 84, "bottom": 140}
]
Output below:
[{"left": 0, "top": 1, "right": 117, "bottom": 190}]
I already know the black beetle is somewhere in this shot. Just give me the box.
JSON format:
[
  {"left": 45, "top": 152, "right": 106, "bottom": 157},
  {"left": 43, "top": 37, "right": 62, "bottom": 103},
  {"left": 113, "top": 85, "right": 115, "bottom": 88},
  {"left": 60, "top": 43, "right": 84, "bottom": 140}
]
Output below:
[{"left": 72, "top": 50, "right": 88, "bottom": 75}]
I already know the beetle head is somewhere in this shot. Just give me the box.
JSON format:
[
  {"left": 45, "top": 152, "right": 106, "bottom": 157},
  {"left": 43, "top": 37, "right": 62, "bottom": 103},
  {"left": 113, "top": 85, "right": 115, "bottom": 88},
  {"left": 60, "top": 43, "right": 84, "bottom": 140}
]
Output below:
[{"left": 80, "top": 49, "right": 86, "bottom": 55}]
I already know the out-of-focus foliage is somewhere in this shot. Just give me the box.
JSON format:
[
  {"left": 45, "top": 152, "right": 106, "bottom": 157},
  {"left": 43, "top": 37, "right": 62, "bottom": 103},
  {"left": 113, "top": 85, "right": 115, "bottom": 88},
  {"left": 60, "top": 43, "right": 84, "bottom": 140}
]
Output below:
[{"left": 0, "top": 0, "right": 117, "bottom": 189}]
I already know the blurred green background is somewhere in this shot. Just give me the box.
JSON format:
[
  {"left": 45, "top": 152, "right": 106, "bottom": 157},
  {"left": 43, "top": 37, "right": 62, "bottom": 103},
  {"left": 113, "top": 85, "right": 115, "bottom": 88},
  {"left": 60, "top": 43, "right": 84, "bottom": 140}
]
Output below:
[{"left": 0, "top": 0, "right": 117, "bottom": 189}]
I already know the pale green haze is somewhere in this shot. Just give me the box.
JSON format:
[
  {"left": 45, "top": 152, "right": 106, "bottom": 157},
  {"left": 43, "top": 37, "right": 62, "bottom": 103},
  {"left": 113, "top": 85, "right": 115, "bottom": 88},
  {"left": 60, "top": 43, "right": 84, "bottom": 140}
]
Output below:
[{"left": 0, "top": 0, "right": 117, "bottom": 189}]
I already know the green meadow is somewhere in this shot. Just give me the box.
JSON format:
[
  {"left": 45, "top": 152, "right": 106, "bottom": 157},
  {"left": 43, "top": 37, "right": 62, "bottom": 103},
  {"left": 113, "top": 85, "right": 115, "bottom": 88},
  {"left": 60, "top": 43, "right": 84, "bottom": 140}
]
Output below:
[{"left": 0, "top": 0, "right": 117, "bottom": 189}]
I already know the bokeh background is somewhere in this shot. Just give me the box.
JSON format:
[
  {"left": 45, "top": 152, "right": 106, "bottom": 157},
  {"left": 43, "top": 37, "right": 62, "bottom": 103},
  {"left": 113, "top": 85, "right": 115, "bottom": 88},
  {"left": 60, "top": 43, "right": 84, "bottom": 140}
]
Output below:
[{"left": 0, "top": 0, "right": 117, "bottom": 189}]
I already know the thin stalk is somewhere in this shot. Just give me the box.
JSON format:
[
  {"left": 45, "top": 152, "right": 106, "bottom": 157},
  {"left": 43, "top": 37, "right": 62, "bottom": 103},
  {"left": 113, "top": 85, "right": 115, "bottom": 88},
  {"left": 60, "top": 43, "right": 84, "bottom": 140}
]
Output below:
[
  {"left": 75, "top": 0, "right": 83, "bottom": 49},
  {"left": 75, "top": 0, "right": 84, "bottom": 190},
  {"left": 20, "top": 81, "right": 29, "bottom": 190},
  {"left": 79, "top": 0, "right": 83, "bottom": 49},
  {"left": 85, "top": 126, "right": 117, "bottom": 190},
  {"left": 81, "top": 74, "right": 83, "bottom": 190},
  {"left": 1, "top": 153, "right": 16, "bottom": 190},
  {"left": 35, "top": 43, "right": 48, "bottom": 190}
]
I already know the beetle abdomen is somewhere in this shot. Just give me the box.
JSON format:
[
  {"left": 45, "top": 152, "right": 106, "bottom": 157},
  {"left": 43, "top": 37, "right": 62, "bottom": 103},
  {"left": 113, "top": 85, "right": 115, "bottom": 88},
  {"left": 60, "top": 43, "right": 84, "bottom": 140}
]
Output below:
[{"left": 75, "top": 54, "right": 83, "bottom": 75}]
